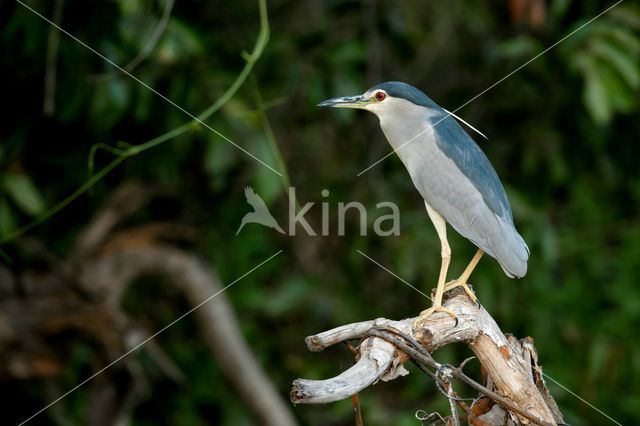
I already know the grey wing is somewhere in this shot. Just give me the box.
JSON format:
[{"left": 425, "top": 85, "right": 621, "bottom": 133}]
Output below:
[
  {"left": 424, "top": 114, "right": 529, "bottom": 277},
  {"left": 436, "top": 115, "right": 513, "bottom": 221}
]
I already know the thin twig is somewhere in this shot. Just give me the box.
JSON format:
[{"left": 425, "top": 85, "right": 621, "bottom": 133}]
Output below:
[
  {"left": 121, "top": 0, "right": 175, "bottom": 72},
  {"left": 444, "top": 381, "right": 460, "bottom": 426},
  {"left": 1, "top": 0, "right": 271, "bottom": 246},
  {"left": 414, "top": 410, "right": 446, "bottom": 425},
  {"left": 252, "top": 78, "right": 291, "bottom": 189},
  {"left": 92, "top": 0, "right": 175, "bottom": 81},
  {"left": 434, "top": 366, "right": 473, "bottom": 404},
  {"left": 367, "top": 329, "right": 553, "bottom": 426},
  {"left": 351, "top": 393, "right": 364, "bottom": 426}
]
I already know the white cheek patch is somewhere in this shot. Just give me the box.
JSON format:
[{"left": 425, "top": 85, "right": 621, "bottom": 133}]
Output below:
[
  {"left": 364, "top": 103, "right": 381, "bottom": 112},
  {"left": 364, "top": 97, "right": 418, "bottom": 115}
]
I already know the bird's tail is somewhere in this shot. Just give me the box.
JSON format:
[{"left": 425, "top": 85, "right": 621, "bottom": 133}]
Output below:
[{"left": 491, "top": 219, "right": 529, "bottom": 278}]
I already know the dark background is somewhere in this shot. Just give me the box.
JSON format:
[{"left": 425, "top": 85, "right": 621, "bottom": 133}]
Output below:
[{"left": 1, "top": 0, "right": 639, "bottom": 424}]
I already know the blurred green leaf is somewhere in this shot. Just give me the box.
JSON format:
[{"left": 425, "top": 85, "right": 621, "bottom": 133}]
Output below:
[
  {"left": 598, "top": 59, "right": 637, "bottom": 112},
  {"left": 0, "top": 173, "right": 46, "bottom": 217},
  {"left": 116, "top": 0, "right": 141, "bottom": 16},
  {"left": 611, "top": 5, "right": 640, "bottom": 30},
  {"left": 156, "top": 19, "right": 203, "bottom": 64},
  {"left": 565, "top": 14, "right": 640, "bottom": 124},
  {"left": 583, "top": 64, "right": 611, "bottom": 124},
  {"left": 604, "top": 26, "right": 640, "bottom": 54},
  {"left": 494, "top": 35, "right": 540, "bottom": 60},
  {"left": 591, "top": 38, "right": 640, "bottom": 88}
]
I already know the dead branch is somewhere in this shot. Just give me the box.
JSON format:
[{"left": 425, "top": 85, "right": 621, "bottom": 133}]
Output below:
[
  {"left": 291, "top": 288, "right": 564, "bottom": 425},
  {"left": 83, "top": 244, "right": 297, "bottom": 426},
  {"left": 69, "top": 182, "right": 154, "bottom": 262},
  {"left": 3, "top": 184, "right": 296, "bottom": 426}
]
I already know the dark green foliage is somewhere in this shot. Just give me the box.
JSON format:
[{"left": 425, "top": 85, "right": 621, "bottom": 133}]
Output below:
[{"left": 1, "top": 0, "right": 639, "bottom": 424}]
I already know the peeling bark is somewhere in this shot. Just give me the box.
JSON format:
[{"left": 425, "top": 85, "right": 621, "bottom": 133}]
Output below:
[{"left": 291, "top": 288, "right": 564, "bottom": 425}]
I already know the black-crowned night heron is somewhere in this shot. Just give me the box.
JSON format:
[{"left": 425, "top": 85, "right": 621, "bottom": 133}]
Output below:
[{"left": 319, "top": 81, "right": 529, "bottom": 324}]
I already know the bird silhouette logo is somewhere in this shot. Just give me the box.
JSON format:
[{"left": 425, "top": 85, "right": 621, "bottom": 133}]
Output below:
[{"left": 236, "top": 186, "right": 285, "bottom": 235}]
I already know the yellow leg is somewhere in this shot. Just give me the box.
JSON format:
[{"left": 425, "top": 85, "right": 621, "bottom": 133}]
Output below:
[
  {"left": 414, "top": 203, "right": 456, "bottom": 325},
  {"left": 444, "top": 249, "right": 484, "bottom": 303}
]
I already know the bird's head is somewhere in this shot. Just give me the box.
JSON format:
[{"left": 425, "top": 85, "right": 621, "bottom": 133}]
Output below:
[
  {"left": 318, "top": 81, "right": 488, "bottom": 140},
  {"left": 317, "top": 81, "right": 440, "bottom": 119}
]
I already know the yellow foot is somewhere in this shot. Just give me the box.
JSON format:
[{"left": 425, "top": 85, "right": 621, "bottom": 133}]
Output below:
[
  {"left": 444, "top": 279, "right": 477, "bottom": 304},
  {"left": 413, "top": 304, "right": 457, "bottom": 329}
]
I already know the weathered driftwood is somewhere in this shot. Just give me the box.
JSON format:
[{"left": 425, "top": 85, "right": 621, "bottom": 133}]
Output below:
[{"left": 291, "top": 288, "right": 564, "bottom": 425}]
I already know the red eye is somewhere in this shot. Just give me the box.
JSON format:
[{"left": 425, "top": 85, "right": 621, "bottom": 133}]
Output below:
[{"left": 375, "top": 91, "right": 386, "bottom": 101}]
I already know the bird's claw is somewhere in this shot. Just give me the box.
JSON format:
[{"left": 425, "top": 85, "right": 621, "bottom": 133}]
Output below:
[
  {"left": 444, "top": 279, "right": 478, "bottom": 304},
  {"left": 413, "top": 305, "right": 458, "bottom": 329}
]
